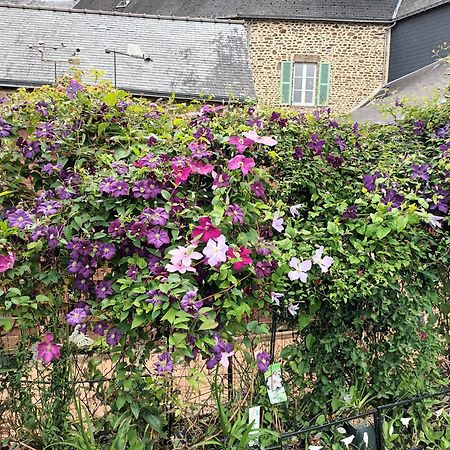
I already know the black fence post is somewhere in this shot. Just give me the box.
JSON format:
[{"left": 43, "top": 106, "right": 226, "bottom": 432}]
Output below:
[
  {"left": 270, "top": 311, "right": 277, "bottom": 360},
  {"left": 227, "top": 356, "right": 233, "bottom": 402},
  {"left": 374, "top": 406, "right": 384, "bottom": 450}
]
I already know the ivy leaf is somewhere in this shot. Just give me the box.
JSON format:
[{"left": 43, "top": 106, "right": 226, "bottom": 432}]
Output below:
[{"left": 376, "top": 226, "right": 391, "bottom": 239}]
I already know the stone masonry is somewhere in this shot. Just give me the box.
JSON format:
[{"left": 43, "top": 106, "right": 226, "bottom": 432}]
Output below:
[{"left": 247, "top": 20, "right": 390, "bottom": 114}]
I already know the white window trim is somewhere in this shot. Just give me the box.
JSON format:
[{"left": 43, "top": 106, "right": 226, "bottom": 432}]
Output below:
[{"left": 291, "top": 63, "right": 317, "bottom": 107}]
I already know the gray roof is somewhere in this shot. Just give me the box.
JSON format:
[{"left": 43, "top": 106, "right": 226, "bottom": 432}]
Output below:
[
  {"left": 395, "top": 0, "right": 449, "bottom": 19},
  {"left": 5, "top": 0, "right": 77, "bottom": 6},
  {"left": 73, "top": 0, "right": 399, "bottom": 22},
  {"left": 351, "top": 60, "right": 450, "bottom": 123},
  {"left": 0, "top": 4, "right": 255, "bottom": 101}
]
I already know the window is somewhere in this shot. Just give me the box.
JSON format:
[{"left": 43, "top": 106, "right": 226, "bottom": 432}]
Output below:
[
  {"left": 292, "top": 63, "right": 317, "bottom": 106},
  {"left": 280, "top": 61, "right": 331, "bottom": 107},
  {"left": 116, "top": 1, "right": 131, "bottom": 8}
]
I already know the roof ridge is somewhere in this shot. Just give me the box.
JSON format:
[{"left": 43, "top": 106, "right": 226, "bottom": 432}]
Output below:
[
  {"left": 394, "top": 0, "right": 449, "bottom": 21},
  {"left": 0, "top": 2, "right": 245, "bottom": 24}
]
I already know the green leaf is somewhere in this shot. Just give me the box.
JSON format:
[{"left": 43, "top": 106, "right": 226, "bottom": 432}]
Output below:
[
  {"left": 327, "top": 222, "right": 339, "bottom": 235},
  {"left": 393, "top": 215, "right": 408, "bottom": 232},
  {"left": 376, "top": 226, "right": 391, "bottom": 239},
  {"left": 131, "top": 315, "right": 148, "bottom": 329},
  {"left": 198, "top": 316, "right": 218, "bottom": 331}
]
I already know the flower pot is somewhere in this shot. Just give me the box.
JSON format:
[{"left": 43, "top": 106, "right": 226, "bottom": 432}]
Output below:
[{"left": 344, "top": 419, "right": 376, "bottom": 449}]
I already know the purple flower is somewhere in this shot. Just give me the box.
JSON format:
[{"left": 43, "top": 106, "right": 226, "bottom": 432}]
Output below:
[
  {"left": 194, "top": 127, "right": 214, "bottom": 143},
  {"left": 147, "top": 136, "right": 157, "bottom": 146},
  {"left": 226, "top": 204, "right": 244, "bottom": 224},
  {"left": 56, "top": 186, "right": 74, "bottom": 200},
  {"left": 146, "top": 289, "right": 163, "bottom": 305},
  {"left": 96, "top": 242, "right": 116, "bottom": 260},
  {"left": 93, "top": 320, "right": 108, "bottom": 336},
  {"left": 327, "top": 154, "right": 344, "bottom": 168},
  {"left": 110, "top": 180, "right": 129, "bottom": 197},
  {"left": 142, "top": 207, "right": 169, "bottom": 226},
  {"left": 413, "top": 120, "right": 425, "bottom": 135},
  {"left": 36, "top": 122, "right": 55, "bottom": 139},
  {"left": 108, "top": 219, "right": 125, "bottom": 237},
  {"left": 66, "top": 238, "right": 92, "bottom": 258},
  {"left": 436, "top": 124, "right": 450, "bottom": 139},
  {"left": 255, "top": 260, "right": 278, "bottom": 278},
  {"left": 343, "top": 205, "right": 357, "bottom": 220},
  {"left": 381, "top": 189, "right": 404, "bottom": 210},
  {"left": 256, "top": 351, "right": 271, "bottom": 373},
  {"left": 293, "top": 147, "right": 303, "bottom": 160},
  {"left": 189, "top": 142, "right": 210, "bottom": 159},
  {"left": 127, "top": 265, "right": 139, "bottom": 280},
  {"left": 66, "top": 308, "right": 87, "bottom": 326},
  {"left": 111, "top": 161, "right": 129, "bottom": 175},
  {"left": 73, "top": 276, "right": 92, "bottom": 292},
  {"left": 99, "top": 177, "right": 116, "bottom": 194},
  {"left": 147, "top": 255, "right": 163, "bottom": 276},
  {"left": 41, "top": 163, "right": 63, "bottom": 175},
  {"left": 66, "top": 79, "right": 84, "bottom": 100},
  {"left": 45, "top": 226, "right": 61, "bottom": 248},
  {"left": 155, "top": 352, "right": 174, "bottom": 374},
  {"left": 95, "top": 281, "right": 113, "bottom": 300},
  {"left": 132, "top": 180, "right": 154, "bottom": 200},
  {"left": 146, "top": 227, "right": 170, "bottom": 249},
  {"left": 207, "top": 338, "right": 234, "bottom": 369},
  {"left": 411, "top": 164, "right": 430, "bottom": 181},
  {"left": 36, "top": 200, "right": 61, "bottom": 216},
  {"left": 427, "top": 186, "right": 449, "bottom": 214},
  {"left": 212, "top": 172, "right": 230, "bottom": 190},
  {"left": 106, "top": 327, "right": 122, "bottom": 346},
  {"left": 363, "top": 172, "right": 380, "bottom": 192},
  {"left": 20, "top": 140, "right": 41, "bottom": 158},
  {"left": 8, "top": 209, "right": 33, "bottom": 229},
  {"left": 307, "top": 133, "right": 325, "bottom": 156},
  {"left": 0, "top": 119, "right": 12, "bottom": 137},
  {"left": 251, "top": 180, "right": 266, "bottom": 199},
  {"left": 35, "top": 101, "right": 49, "bottom": 116},
  {"left": 180, "top": 289, "right": 203, "bottom": 314},
  {"left": 335, "top": 136, "right": 347, "bottom": 151}
]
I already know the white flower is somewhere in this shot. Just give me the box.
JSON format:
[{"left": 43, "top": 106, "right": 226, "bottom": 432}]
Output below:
[
  {"left": 309, "top": 446, "right": 323, "bottom": 450},
  {"left": 429, "top": 214, "right": 444, "bottom": 229},
  {"left": 202, "top": 235, "right": 229, "bottom": 267},
  {"left": 290, "top": 203, "right": 303, "bottom": 217},
  {"left": 400, "top": 417, "right": 412, "bottom": 427},
  {"left": 288, "top": 303, "right": 300, "bottom": 317},
  {"left": 69, "top": 324, "right": 94, "bottom": 348},
  {"left": 272, "top": 212, "right": 284, "bottom": 233},
  {"left": 312, "top": 246, "right": 334, "bottom": 273},
  {"left": 341, "top": 435, "right": 355, "bottom": 447},
  {"left": 288, "top": 257, "right": 312, "bottom": 282},
  {"left": 271, "top": 291, "right": 284, "bottom": 306}
]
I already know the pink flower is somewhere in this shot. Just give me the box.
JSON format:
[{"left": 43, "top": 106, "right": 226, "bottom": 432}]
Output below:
[
  {"left": 243, "top": 130, "right": 278, "bottom": 146},
  {"left": 0, "top": 252, "right": 15, "bottom": 273},
  {"left": 191, "top": 159, "right": 214, "bottom": 175},
  {"left": 166, "top": 244, "right": 203, "bottom": 273},
  {"left": 228, "top": 135, "right": 255, "bottom": 153},
  {"left": 226, "top": 246, "right": 253, "bottom": 271},
  {"left": 192, "top": 217, "right": 222, "bottom": 243},
  {"left": 288, "top": 258, "right": 312, "bottom": 282},
  {"left": 312, "top": 246, "right": 334, "bottom": 273},
  {"left": 37, "top": 333, "right": 61, "bottom": 365},
  {"left": 228, "top": 155, "right": 255, "bottom": 176},
  {"left": 203, "top": 235, "right": 229, "bottom": 267},
  {"left": 175, "top": 167, "right": 191, "bottom": 184}
]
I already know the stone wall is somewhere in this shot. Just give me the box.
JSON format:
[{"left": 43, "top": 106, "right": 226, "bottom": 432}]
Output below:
[{"left": 247, "top": 20, "right": 389, "bottom": 114}]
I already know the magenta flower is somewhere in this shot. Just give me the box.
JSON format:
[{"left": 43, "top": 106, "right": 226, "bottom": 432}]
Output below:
[
  {"left": 226, "top": 204, "right": 245, "bottom": 224},
  {"left": 37, "top": 333, "right": 61, "bottom": 365},
  {"left": 203, "top": 235, "right": 229, "bottom": 267},
  {"left": 147, "top": 226, "right": 170, "bottom": 249},
  {"left": 0, "top": 252, "right": 15, "bottom": 272},
  {"left": 226, "top": 246, "right": 252, "bottom": 271},
  {"left": 288, "top": 258, "right": 312, "bottom": 282},
  {"left": 312, "top": 247, "right": 334, "bottom": 273},
  {"left": 192, "top": 217, "right": 222, "bottom": 243},
  {"left": 228, "top": 155, "right": 255, "bottom": 176},
  {"left": 228, "top": 135, "right": 254, "bottom": 153},
  {"left": 243, "top": 130, "right": 277, "bottom": 146}
]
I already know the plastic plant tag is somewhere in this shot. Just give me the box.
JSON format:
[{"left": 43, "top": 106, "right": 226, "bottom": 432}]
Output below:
[
  {"left": 248, "top": 405, "right": 261, "bottom": 446},
  {"left": 264, "top": 363, "right": 287, "bottom": 404}
]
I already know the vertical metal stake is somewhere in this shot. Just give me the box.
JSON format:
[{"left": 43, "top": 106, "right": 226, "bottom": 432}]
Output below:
[
  {"left": 374, "top": 407, "right": 384, "bottom": 450},
  {"left": 270, "top": 312, "right": 277, "bottom": 360},
  {"left": 227, "top": 356, "right": 233, "bottom": 402},
  {"left": 113, "top": 51, "right": 117, "bottom": 88},
  {"left": 54, "top": 61, "right": 57, "bottom": 83}
]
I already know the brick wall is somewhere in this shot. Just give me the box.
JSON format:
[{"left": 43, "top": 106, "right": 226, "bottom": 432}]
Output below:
[{"left": 247, "top": 20, "right": 389, "bottom": 113}]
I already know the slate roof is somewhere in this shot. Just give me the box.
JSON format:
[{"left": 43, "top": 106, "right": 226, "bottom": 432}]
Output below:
[
  {"left": 73, "top": 0, "right": 400, "bottom": 23},
  {"left": 351, "top": 60, "right": 450, "bottom": 123},
  {"left": 0, "top": 4, "right": 255, "bottom": 101},
  {"left": 6, "top": 0, "right": 77, "bottom": 6},
  {"left": 395, "top": 0, "right": 449, "bottom": 19}
]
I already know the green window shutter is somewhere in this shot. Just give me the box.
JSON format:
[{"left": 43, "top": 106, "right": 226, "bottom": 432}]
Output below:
[
  {"left": 317, "top": 62, "right": 331, "bottom": 106},
  {"left": 280, "top": 61, "right": 293, "bottom": 105}
]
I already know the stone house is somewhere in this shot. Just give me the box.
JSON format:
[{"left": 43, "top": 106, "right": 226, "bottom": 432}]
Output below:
[{"left": 74, "top": 0, "right": 449, "bottom": 114}]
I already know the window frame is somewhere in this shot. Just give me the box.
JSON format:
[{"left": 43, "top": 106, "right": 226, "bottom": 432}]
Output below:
[{"left": 291, "top": 62, "right": 317, "bottom": 107}]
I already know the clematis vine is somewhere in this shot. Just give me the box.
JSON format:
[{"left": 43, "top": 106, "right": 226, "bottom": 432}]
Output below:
[
  {"left": 192, "top": 217, "right": 221, "bottom": 243},
  {"left": 243, "top": 130, "right": 278, "bottom": 146},
  {"left": 272, "top": 212, "right": 284, "bottom": 232},
  {"left": 203, "top": 235, "right": 229, "bottom": 267},
  {"left": 228, "top": 155, "right": 255, "bottom": 176},
  {"left": 166, "top": 244, "right": 203, "bottom": 273},
  {"left": 312, "top": 246, "right": 334, "bottom": 273},
  {"left": 288, "top": 257, "right": 312, "bottom": 282},
  {"left": 226, "top": 246, "right": 252, "bottom": 271},
  {"left": 0, "top": 252, "right": 15, "bottom": 272},
  {"left": 37, "top": 333, "right": 61, "bottom": 365}
]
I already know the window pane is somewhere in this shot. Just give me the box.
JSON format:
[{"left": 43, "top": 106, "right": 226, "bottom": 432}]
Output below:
[
  {"left": 293, "top": 90, "right": 302, "bottom": 103},
  {"left": 294, "top": 63, "right": 304, "bottom": 77},
  {"left": 305, "top": 78, "right": 314, "bottom": 90},
  {"left": 306, "top": 64, "right": 316, "bottom": 77},
  {"left": 305, "top": 91, "right": 314, "bottom": 104},
  {"left": 294, "top": 77, "right": 303, "bottom": 89}
]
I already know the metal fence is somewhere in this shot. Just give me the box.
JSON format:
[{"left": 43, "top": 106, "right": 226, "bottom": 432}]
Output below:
[{"left": 266, "top": 387, "right": 450, "bottom": 450}]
